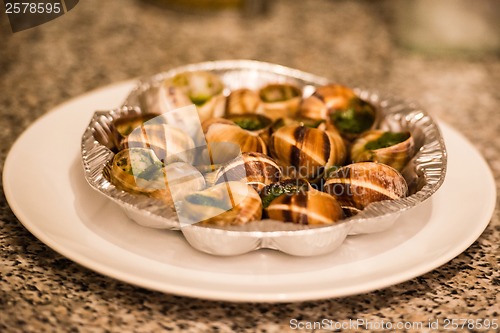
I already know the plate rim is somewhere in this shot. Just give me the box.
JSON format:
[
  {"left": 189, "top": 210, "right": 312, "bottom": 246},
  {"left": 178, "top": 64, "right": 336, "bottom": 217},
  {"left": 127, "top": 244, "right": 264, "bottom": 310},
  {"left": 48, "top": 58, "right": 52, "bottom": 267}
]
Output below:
[{"left": 3, "top": 80, "right": 496, "bottom": 303}]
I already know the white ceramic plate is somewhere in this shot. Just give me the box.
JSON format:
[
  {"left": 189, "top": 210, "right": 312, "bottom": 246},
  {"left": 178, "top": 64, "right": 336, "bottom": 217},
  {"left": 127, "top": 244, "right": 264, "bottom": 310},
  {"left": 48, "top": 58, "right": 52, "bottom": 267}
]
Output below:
[{"left": 3, "top": 81, "right": 496, "bottom": 303}]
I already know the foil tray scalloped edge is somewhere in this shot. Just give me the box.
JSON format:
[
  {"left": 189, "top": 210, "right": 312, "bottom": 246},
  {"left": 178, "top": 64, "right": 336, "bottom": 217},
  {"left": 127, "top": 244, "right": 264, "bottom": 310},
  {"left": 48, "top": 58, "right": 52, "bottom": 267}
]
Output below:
[{"left": 81, "top": 60, "right": 447, "bottom": 256}]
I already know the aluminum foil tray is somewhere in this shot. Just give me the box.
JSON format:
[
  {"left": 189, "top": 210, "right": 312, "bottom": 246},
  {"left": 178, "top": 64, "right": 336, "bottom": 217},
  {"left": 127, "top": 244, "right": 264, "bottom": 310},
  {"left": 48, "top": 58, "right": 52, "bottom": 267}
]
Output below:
[{"left": 81, "top": 60, "right": 447, "bottom": 256}]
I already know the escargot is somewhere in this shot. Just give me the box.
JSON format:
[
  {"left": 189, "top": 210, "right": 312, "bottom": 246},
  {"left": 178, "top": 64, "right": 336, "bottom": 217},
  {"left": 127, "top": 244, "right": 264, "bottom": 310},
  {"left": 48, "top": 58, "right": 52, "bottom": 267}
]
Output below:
[
  {"left": 269, "top": 124, "right": 346, "bottom": 179},
  {"left": 258, "top": 83, "right": 302, "bottom": 120},
  {"left": 164, "top": 71, "right": 226, "bottom": 122},
  {"left": 225, "top": 113, "right": 273, "bottom": 144},
  {"left": 350, "top": 130, "right": 414, "bottom": 171},
  {"left": 111, "top": 148, "right": 205, "bottom": 206},
  {"left": 299, "top": 84, "right": 377, "bottom": 140},
  {"left": 266, "top": 189, "right": 344, "bottom": 225},
  {"left": 122, "top": 123, "right": 196, "bottom": 164},
  {"left": 214, "top": 152, "right": 282, "bottom": 193},
  {"left": 260, "top": 178, "right": 310, "bottom": 209},
  {"left": 225, "top": 88, "right": 263, "bottom": 116},
  {"left": 182, "top": 181, "right": 262, "bottom": 226},
  {"left": 204, "top": 122, "right": 267, "bottom": 164},
  {"left": 324, "top": 162, "right": 408, "bottom": 211}
]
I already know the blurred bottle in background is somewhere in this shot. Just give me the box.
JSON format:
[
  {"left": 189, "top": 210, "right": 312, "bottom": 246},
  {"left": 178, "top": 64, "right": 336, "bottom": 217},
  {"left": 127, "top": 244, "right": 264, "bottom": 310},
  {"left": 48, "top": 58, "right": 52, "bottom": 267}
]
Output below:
[{"left": 392, "top": 0, "right": 500, "bottom": 56}]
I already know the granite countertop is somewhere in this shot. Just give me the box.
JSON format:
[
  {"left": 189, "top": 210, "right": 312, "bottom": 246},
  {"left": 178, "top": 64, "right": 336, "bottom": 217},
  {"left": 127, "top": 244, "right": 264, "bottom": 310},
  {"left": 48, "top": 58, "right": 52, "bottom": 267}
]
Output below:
[{"left": 0, "top": 0, "right": 498, "bottom": 332}]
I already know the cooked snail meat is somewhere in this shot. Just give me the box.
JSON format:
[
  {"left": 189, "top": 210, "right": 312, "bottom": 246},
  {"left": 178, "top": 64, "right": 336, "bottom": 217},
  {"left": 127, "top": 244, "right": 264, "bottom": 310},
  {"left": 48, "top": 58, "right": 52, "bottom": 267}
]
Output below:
[
  {"left": 226, "top": 113, "right": 273, "bottom": 144},
  {"left": 260, "top": 178, "right": 310, "bottom": 208},
  {"left": 329, "top": 97, "right": 377, "bottom": 139},
  {"left": 350, "top": 130, "right": 414, "bottom": 171}
]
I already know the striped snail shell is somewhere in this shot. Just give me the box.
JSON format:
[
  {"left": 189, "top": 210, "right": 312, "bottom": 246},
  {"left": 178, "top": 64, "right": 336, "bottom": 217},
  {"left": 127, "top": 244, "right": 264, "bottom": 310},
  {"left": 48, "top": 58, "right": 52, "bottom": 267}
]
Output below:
[
  {"left": 258, "top": 83, "right": 302, "bottom": 120},
  {"left": 350, "top": 130, "right": 415, "bottom": 171},
  {"left": 214, "top": 152, "right": 282, "bottom": 193},
  {"left": 225, "top": 88, "right": 263, "bottom": 116},
  {"left": 111, "top": 148, "right": 205, "bottom": 207},
  {"left": 111, "top": 148, "right": 166, "bottom": 194},
  {"left": 323, "top": 162, "right": 408, "bottom": 210},
  {"left": 122, "top": 123, "right": 196, "bottom": 164},
  {"left": 266, "top": 189, "right": 344, "bottom": 225},
  {"left": 182, "top": 181, "right": 262, "bottom": 226},
  {"left": 205, "top": 122, "right": 267, "bottom": 164},
  {"left": 269, "top": 124, "right": 346, "bottom": 180}
]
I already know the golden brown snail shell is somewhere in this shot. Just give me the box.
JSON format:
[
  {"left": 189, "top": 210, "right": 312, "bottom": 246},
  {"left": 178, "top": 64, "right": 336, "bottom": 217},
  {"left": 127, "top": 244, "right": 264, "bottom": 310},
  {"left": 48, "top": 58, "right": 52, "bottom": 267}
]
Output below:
[
  {"left": 323, "top": 162, "right": 408, "bottom": 210},
  {"left": 298, "top": 84, "right": 356, "bottom": 120},
  {"left": 205, "top": 122, "right": 267, "bottom": 164},
  {"left": 269, "top": 124, "right": 346, "bottom": 179},
  {"left": 258, "top": 83, "right": 302, "bottom": 120},
  {"left": 266, "top": 189, "right": 344, "bottom": 225},
  {"left": 122, "top": 123, "right": 196, "bottom": 164},
  {"left": 182, "top": 181, "right": 262, "bottom": 226},
  {"left": 225, "top": 88, "right": 263, "bottom": 116},
  {"left": 350, "top": 130, "right": 415, "bottom": 171},
  {"left": 111, "top": 148, "right": 205, "bottom": 207},
  {"left": 111, "top": 148, "right": 166, "bottom": 194},
  {"left": 214, "top": 152, "right": 282, "bottom": 193},
  {"left": 201, "top": 117, "right": 236, "bottom": 134},
  {"left": 298, "top": 84, "right": 377, "bottom": 140}
]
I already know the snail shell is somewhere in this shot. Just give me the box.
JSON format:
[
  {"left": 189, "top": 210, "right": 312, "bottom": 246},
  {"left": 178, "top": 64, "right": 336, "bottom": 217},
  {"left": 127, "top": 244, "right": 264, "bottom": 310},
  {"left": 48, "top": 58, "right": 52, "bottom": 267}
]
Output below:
[
  {"left": 122, "top": 123, "right": 196, "bottom": 164},
  {"left": 111, "top": 148, "right": 166, "bottom": 194},
  {"left": 258, "top": 83, "right": 302, "bottom": 120},
  {"left": 266, "top": 189, "right": 344, "bottom": 225},
  {"left": 324, "top": 162, "right": 408, "bottom": 210},
  {"left": 214, "top": 152, "right": 282, "bottom": 193},
  {"left": 225, "top": 88, "right": 263, "bottom": 116},
  {"left": 163, "top": 71, "right": 226, "bottom": 122},
  {"left": 298, "top": 84, "right": 377, "bottom": 140},
  {"left": 201, "top": 117, "right": 236, "bottom": 134},
  {"left": 182, "top": 181, "right": 262, "bottom": 226},
  {"left": 269, "top": 124, "right": 346, "bottom": 179},
  {"left": 298, "top": 84, "right": 356, "bottom": 120},
  {"left": 350, "top": 130, "right": 415, "bottom": 171},
  {"left": 205, "top": 122, "right": 267, "bottom": 164},
  {"left": 110, "top": 113, "right": 159, "bottom": 150},
  {"left": 111, "top": 148, "right": 205, "bottom": 207}
]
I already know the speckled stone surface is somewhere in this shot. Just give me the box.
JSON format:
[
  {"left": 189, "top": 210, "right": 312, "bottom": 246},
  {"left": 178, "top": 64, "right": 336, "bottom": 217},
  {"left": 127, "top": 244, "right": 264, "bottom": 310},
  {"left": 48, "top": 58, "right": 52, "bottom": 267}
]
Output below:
[{"left": 0, "top": 0, "right": 499, "bottom": 332}]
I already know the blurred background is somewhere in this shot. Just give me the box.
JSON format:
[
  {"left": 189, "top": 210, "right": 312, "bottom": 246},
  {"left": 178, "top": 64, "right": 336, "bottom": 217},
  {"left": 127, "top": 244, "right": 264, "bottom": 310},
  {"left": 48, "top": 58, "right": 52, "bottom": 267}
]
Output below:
[
  {"left": 0, "top": 0, "right": 499, "bottom": 331},
  {"left": 1, "top": 0, "right": 499, "bottom": 168}
]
